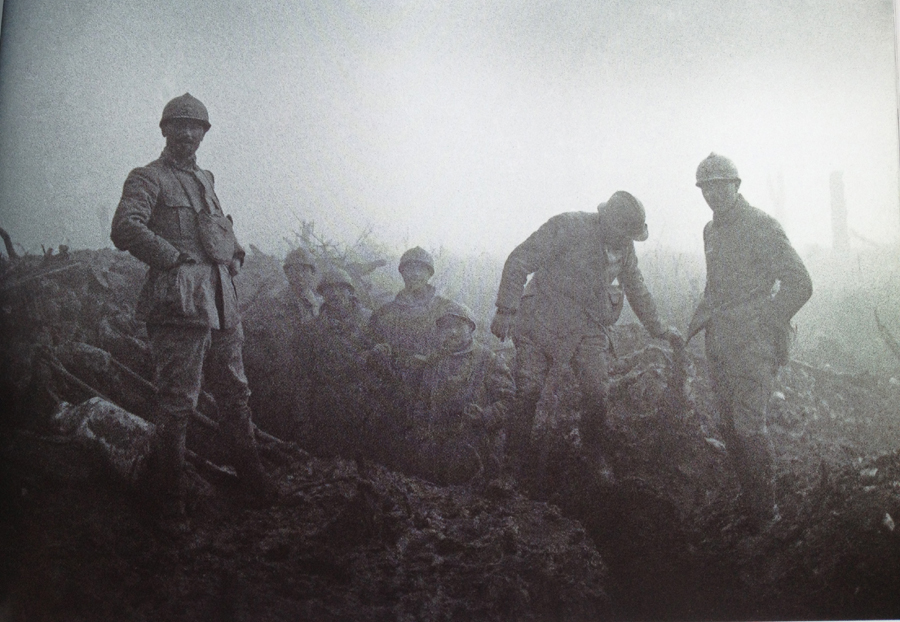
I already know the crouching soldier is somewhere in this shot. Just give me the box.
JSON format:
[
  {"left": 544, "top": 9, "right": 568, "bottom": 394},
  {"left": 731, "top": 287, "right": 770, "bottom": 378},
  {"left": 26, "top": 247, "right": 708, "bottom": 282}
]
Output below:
[
  {"left": 412, "top": 302, "right": 516, "bottom": 485},
  {"left": 110, "top": 93, "right": 277, "bottom": 514}
]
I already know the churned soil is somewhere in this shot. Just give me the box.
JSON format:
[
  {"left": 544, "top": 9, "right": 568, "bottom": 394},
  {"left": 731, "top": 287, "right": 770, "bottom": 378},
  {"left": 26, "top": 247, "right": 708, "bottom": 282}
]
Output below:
[{"left": 2, "top": 248, "right": 900, "bottom": 620}]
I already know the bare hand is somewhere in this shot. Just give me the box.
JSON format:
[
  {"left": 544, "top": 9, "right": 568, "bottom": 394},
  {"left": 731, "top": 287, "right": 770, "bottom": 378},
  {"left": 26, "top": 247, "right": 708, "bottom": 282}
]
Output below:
[
  {"left": 176, "top": 252, "right": 196, "bottom": 266},
  {"left": 662, "top": 326, "right": 685, "bottom": 349},
  {"left": 228, "top": 258, "right": 241, "bottom": 276},
  {"left": 490, "top": 312, "right": 514, "bottom": 342}
]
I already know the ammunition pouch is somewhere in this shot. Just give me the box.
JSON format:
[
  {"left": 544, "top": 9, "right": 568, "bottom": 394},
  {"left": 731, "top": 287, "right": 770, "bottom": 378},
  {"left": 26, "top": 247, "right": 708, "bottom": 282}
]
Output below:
[{"left": 197, "top": 211, "right": 237, "bottom": 264}]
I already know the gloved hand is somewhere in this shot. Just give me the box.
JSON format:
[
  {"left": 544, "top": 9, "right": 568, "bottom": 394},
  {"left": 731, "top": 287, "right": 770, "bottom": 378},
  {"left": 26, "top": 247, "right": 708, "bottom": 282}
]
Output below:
[{"left": 490, "top": 309, "right": 515, "bottom": 342}]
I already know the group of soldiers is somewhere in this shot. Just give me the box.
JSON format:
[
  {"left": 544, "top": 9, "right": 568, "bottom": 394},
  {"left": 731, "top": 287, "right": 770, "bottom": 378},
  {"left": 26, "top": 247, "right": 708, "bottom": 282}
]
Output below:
[{"left": 111, "top": 94, "right": 812, "bottom": 532}]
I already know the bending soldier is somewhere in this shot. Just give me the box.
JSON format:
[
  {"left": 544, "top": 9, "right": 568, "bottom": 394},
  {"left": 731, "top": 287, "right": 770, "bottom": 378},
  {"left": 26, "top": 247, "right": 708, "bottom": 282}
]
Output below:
[
  {"left": 688, "top": 153, "right": 812, "bottom": 529},
  {"left": 110, "top": 93, "right": 277, "bottom": 513},
  {"left": 490, "top": 191, "right": 682, "bottom": 481},
  {"left": 413, "top": 302, "right": 515, "bottom": 485}
]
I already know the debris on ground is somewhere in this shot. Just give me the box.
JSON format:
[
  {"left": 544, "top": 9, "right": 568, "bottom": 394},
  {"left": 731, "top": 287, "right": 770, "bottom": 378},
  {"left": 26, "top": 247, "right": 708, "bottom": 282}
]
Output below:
[{"left": 2, "top": 246, "right": 900, "bottom": 620}]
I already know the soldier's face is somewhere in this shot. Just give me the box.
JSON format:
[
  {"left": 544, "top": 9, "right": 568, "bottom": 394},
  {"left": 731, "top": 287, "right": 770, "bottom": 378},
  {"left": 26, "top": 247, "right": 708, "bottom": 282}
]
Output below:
[
  {"left": 437, "top": 316, "right": 473, "bottom": 351},
  {"left": 161, "top": 118, "right": 207, "bottom": 159},
  {"left": 700, "top": 180, "right": 739, "bottom": 213},
  {"left": 400, "top": 261, "right": 432, "bottom": 291}
]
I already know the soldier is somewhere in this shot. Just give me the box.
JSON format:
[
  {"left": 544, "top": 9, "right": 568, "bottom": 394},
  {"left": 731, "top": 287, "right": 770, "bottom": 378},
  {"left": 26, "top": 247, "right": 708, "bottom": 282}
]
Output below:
[
  {"left": 281, "top": 246, "right": 322, "bottom": 321},
  {"left": 242, "top": 247, "right": 321, "bottom": 440},
  {"left": 294, "top": 268, "right": 401, "bottom": 463},
  {"left": 368, "top": 246, "right": 451, "bottom": 386},
  {"left": 413, "top": 302, "right": 516, "bottom": 485},
  {"left": 111, "top": 93, "right": 276, "bottom": 514},
  {"left": 490, "top": 191, "right": 683, "bottom": 480},
  {"left": 688, "top": 153, "right": 812, "bottom": 529}
]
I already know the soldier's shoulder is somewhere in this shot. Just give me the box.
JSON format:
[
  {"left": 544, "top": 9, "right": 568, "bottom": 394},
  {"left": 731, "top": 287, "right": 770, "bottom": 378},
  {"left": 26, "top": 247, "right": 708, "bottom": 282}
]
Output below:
[
  {"left": 125, "top": 157, "right": 166, "bottom": 180},
  {"left": 740, "top": 199, "right": 781, "bottom": 228},
  {"left": 546, "top": 211, "right": 593, "bottom": 226}
]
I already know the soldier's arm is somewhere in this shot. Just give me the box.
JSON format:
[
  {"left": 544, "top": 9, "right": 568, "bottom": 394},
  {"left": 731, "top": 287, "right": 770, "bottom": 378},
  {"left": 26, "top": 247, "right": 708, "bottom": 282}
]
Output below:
[
  {"left": 619, "top": 246, "right": 665, "bottom": 338},
  {"left": 766, "top": 221, "right": 812, "bottom": 323},
  {"left": 687, "top": 290, "right": 710, "bottom": 340},
  {"left": 110, "top": 167, "right": 182, "bottom": 269},
  {"left": 494, "top": 215, "right": 567, "bottom": 311},
  {"left": 687, "top": 222, "right": 714, "bottom": 339}
]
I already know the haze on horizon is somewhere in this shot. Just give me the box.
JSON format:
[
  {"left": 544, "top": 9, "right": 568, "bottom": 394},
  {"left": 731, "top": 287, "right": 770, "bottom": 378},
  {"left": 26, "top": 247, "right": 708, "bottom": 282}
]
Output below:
[{"left": 0, "top": 0, "right": 897, "bottom": 261}]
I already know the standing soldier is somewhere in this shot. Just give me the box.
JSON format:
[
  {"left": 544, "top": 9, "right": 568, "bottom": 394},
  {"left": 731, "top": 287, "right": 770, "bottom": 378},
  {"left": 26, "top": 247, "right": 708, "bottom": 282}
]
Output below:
[
  {"left": 688, "top": 153, "right": 812, "bottom": 529},
  {"left": 294, "top": 268, "right": 403, "bottom": 466},
  {"left": 111, "top": 93, "right": 276, "bottom": 514},
  {"left": 368, "top": 246, "right": 451, "bottom": 386},
  {"left": 242, "top": 246, "right": 321, "bottom": 440},
  {"left": 490, "top": 191, "right": 683, "bottom": 481}
]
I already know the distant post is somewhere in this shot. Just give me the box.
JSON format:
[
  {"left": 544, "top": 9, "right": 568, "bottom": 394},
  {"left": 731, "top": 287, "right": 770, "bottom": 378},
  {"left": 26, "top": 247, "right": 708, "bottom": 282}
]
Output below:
[{"left": 830, "top": 171, "right": 849, "bottom": 251}]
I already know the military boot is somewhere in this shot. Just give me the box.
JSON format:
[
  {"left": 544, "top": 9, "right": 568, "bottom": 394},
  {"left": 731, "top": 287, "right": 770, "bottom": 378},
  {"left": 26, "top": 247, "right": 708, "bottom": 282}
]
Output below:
[
  {"left": 146, "top": 415, "right": 188, "bottom": 521},
  {"left": 222, "top": 405, "right": 280, "bottom": 503}
]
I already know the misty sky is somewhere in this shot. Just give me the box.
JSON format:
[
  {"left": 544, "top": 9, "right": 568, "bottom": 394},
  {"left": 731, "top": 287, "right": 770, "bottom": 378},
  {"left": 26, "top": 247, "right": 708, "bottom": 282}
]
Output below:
[{"left": 0, "top": 0, "right": 897, "bottom": 259}]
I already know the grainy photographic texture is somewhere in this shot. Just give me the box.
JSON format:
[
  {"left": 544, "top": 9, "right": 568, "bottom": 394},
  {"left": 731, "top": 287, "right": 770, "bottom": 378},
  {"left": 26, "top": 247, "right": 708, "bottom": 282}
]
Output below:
[{"left": 1, "top": 1, "right": 899, "bottom": 620}]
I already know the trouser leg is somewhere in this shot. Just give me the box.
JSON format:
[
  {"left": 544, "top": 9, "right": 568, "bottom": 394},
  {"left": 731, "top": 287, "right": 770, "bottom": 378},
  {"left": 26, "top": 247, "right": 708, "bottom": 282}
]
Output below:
[
  {"left": 571, "top": 335, "right": 611, "bottom": 454},
  {"left": 147, "top": 324, "right": 210, "bottom": 505},
  {"left": 509, "top": 336, "right": 551, "bottom": 474},
  {"left": 206, "top": 323, "right": 274, "bottom": 494},
  {"left": 709, "top": 348, "right": 776, "bottom": 522}
]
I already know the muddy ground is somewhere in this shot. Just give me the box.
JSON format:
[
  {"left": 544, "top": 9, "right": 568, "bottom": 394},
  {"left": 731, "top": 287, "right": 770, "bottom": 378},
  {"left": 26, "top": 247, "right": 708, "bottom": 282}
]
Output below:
[{"left": 1, "top": 248, "right": 900, "bottom": 620}]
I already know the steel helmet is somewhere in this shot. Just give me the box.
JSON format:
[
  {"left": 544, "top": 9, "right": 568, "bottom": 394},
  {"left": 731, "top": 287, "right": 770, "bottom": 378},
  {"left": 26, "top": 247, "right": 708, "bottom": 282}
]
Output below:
[
  {"left": 598, "top": 191, "right": 649, "bottom": 242},
  {"left": 398, "top": 246, "right": 434, "bottom": 276},
  {"left": 436, "top": 301, "right": 477, "bottom": 331},
  {"left": 695, "top": 153, "right": 740, "bottom": 187},
  {"left": 283, "top": 247, "right": 317, "bottom": 270},
  {"left": 316, "top": 267, "right": 355, "bottom": 295},
  {"left": 160, "top": 93, "right": 211, "bottom": 130}
]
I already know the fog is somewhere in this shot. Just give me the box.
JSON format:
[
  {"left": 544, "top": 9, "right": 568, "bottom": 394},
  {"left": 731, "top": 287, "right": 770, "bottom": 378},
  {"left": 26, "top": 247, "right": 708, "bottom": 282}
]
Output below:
[{"left": 0, "top": 0, "right": 897, "bottom": 259}]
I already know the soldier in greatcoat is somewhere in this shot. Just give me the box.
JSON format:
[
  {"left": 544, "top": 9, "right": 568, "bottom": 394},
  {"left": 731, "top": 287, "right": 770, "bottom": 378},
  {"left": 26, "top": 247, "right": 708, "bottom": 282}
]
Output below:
[
  {"left": 490, "top": 191, "right": 683, "bottom": 480},
  {"left": 689, "top": 153, "right": 812, "bottom": 529},
  {"left": 111, "top": 93, "right": 276, "bottom": 513}
]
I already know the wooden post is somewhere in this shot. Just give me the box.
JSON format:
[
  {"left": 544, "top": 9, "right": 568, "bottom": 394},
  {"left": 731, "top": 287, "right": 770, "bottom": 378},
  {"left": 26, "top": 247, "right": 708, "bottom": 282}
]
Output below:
[{"left": 830, "top": 171, "right": 849, "bottom": 251}]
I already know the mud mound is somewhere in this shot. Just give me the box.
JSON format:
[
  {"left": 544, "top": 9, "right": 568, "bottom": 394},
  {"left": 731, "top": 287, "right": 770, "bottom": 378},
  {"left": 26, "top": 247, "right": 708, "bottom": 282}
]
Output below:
[
  {"left": 2, "top": 445, "right": 608, "bottom": 621},
  {"left": 4, "top": 247, "right": 900, "bottom": 620}
]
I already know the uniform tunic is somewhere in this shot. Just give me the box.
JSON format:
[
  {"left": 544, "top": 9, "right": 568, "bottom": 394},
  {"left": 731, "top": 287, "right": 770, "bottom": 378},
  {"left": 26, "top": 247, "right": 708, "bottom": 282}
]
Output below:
[
  {"left": 495, "top": 211, "right": 665, "bottom": 410},
  {"left": 242, "top": 285, "right": 319, "bottom": 440},
  {"left": 111, "top": 149, "right": 250, "bottom": 429}
]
